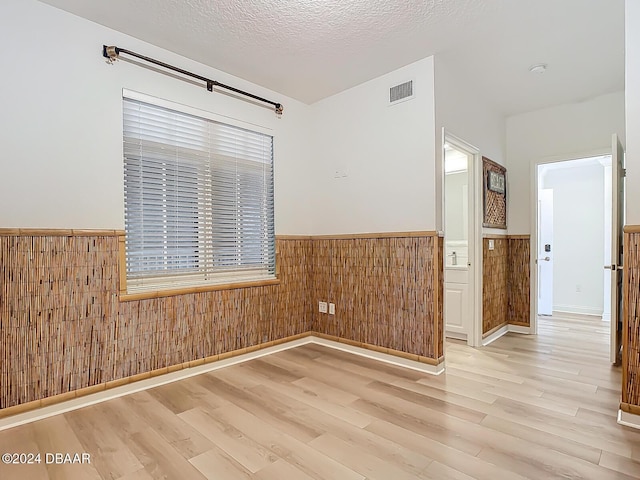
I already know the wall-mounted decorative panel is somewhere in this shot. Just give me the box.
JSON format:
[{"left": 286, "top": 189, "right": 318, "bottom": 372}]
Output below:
[{"left": 483, "top": 157, "right": 507, "bottom": 229}]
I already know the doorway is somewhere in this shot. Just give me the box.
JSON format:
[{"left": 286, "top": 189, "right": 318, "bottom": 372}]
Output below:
[
  {"left": 443, "top": 133, "right": 482, "bottom": 347},
  {"left": 536, "top": 157, "right": 611, "bottom": 319},
  {"left": 532, "top": 134, "right": 624, "bottom": 364}
]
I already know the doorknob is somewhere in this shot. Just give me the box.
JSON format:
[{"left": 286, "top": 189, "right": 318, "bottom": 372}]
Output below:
[{"left": 539, "top": 256, "right": 550, "bottom": 262}]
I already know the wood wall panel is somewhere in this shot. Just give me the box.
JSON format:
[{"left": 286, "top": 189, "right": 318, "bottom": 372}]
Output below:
[
  {"left": 1, "top": 231, "right": 442, "bottom": 410},
  {"left": 508, "top": 237, "right": 531, "bottom": 326},
  {"left": 483, "top": 237, "right": 509, "bottom": 334},
  {"left": 312, "top": 236, "right": 439, "bottom": 360},
  {"left": 436, "top": 235, "right": 444, "bottom": 358},
  {"left": 623, "top": 231, "right": 640, "bottom": 406},
  {"left": 0, "top": 235, "right": 312, "bottom": 409},
  {"left": 482, "top": 236, "right": 531, "bottom": 335}
]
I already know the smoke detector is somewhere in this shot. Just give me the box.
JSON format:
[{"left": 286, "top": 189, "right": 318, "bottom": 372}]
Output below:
[{"left": 529, "top": 63, "right": 547, "bottom": 74}]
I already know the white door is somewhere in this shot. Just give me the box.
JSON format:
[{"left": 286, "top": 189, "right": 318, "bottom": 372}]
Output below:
[
  {"left": 609, "top": 134, "right": 625, "bottom": 364},
  {"left": 538, "top": 188, "right": 554, "bottom": 316}
]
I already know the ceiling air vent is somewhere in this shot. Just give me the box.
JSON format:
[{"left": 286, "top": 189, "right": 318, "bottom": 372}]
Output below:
[{"left": 389, "top": 80, "right": 414, "bottom": 105}]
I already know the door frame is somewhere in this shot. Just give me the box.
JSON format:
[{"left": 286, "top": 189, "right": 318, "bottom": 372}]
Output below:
[
  {"left": 530, "top": 147, "right": 611, "bottom": 334},
  {"left": 442, "top": 130, "right": 483, "bottom": 348},
  {"left": 537, "top": 188, "right": 554, "bottom": 316}
]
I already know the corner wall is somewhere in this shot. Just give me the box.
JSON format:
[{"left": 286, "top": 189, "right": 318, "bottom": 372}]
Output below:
[
  {"left": 0, "top": 230, "right": 443, "bottom": 411},
  {"left": 307, "top": 57, "right": 437, "bottom": 234},
  {"left": 482, "top": 235, "right": 531, "bottom": 336},
  {"left": 311, "top": 234, "right": 443, "bottom": 360},
  {"left": 0, "top": 1, "right": 446, "bottom": 414}
]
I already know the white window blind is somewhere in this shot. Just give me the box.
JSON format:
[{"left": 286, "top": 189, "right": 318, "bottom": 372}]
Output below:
[{"left": 123, "top": 94, "right": 275, "bottom": 293}]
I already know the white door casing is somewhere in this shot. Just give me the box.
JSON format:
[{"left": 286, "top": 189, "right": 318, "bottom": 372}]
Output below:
[
  {"left": 538, "top": 188, "right": 554, "bottom": 316},
  {"left": 442, "top": 132, "right": 481, "bottom": 347},
  {"left": 610, "top": 134, "right": 624, "bottom": 364}
]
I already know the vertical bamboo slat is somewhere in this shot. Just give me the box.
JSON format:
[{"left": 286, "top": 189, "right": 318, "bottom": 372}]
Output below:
[{"left": 623, "top": 231, "right": 640, "bottom": 405}]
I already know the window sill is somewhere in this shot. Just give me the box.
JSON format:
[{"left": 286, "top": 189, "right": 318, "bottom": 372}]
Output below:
[{"left": 119, "top": 278, "right": 281, "bottom": 302}]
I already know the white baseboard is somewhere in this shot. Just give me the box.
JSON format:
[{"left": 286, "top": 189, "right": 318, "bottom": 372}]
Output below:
[
  {"left": 482, "top": 325, "right": 509, "bottom": 346},
  {"left": 483, "top": 324, "right": 531, "bottom": 346},
  {"left": 601, "top": 313, "right": 611, "bottom": 322},
  {"left": 553, "top": 305, "right": 603, "bottom": 317},
  {"left": 311, "top": 337, "right": 444, "bottom": 376},
  {"left": 508, "top": 325, "right": 531, "bottom": 334},
  {"left": 0, "top": 336, "right": 443, "bottom": 432},
  {"left": 0, "top": 337, "right": 314, "bottom": 432},
  {"left": 444, "top": 331, "right": 467, "bottom": 341},
  {"left": 618, "top": 409, "right": 640, "bottom": 430}
]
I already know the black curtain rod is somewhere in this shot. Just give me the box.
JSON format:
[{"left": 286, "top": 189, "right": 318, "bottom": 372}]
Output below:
[{"left": 102, "top": 45, "right": 283, "bottom": 116}]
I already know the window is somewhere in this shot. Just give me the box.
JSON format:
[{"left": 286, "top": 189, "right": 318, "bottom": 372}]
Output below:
[{"left": 122, "top": 91, "right": 275, "bottom": 295}]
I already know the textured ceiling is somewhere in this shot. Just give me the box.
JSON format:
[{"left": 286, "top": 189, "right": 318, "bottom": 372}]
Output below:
[{"left": 38, "top": 0, "right": 624, "bottom": 115}]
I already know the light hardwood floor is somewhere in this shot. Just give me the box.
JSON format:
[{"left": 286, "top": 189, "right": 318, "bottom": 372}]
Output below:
[{"left": 1, "top": 314, "right": 639, "bottom": 479}]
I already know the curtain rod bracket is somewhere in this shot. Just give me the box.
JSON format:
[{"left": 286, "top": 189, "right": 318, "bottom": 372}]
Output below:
[
  {"left": 102, "top": 45, "right": 283, "bottom": 116},
  {"left": 103, "top": 45, "right": 119, "bottom": 64}
]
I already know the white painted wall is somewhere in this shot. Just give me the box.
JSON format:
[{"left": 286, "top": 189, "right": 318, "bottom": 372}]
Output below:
[
  {"left": 434, "top": 55, "right": 506, "bottom": 232},
  {"left": 0, "top": 0, "right": 313, "bottom": 234},
  {"left": 307, "top": 57, "right": 437, "bottom": 234},
  {"left": 6, "top": 0, "right": 626, "bottom": 239},
  {"left": 444, "top": 171, "right": 468, "bottom": 242},
  {"left": 542, "top": 164, "right": 605, "bottom": 315},
  {"left": 506, "top": 91, "right": 625, "bottom": 234},
  {"left": 626, "top": 0, "right": 640, "bottom": 225}
]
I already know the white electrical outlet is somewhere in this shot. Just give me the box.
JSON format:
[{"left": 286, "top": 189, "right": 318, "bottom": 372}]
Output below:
[
  {"left": 488, "top": 239, "right": 495, "bottom": 250},
  {"left": 319, "top": 301, "right": 328, "bottom": 313},
  {"left": 329, "top": 303, "right": 335, "bottom": 315}
]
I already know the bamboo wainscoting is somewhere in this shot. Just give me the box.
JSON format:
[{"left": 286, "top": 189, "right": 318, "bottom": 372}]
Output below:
[
  {"left": 0, "top": 230, "right": 312, "bottom": 410},
  {"left": 508, "top": 235, "right": 531, "bottom": 326},
  {"left": 0, "top": 229, "right": 443, "bottom": 412},
  {"left": 437, "top": 235, "right": 444, "bottom": 358},
  {"left": 482, "top": 234, "right": 531, "bottom": 336},
  {"left": 310, "top": 232, "right": 442, "bottom": 362},
  {"left": 622, "top": 227, "right": 640, "bottom": 410},
  {"left": 483, "top": 236, "right": 509, "bottom": 335}
]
